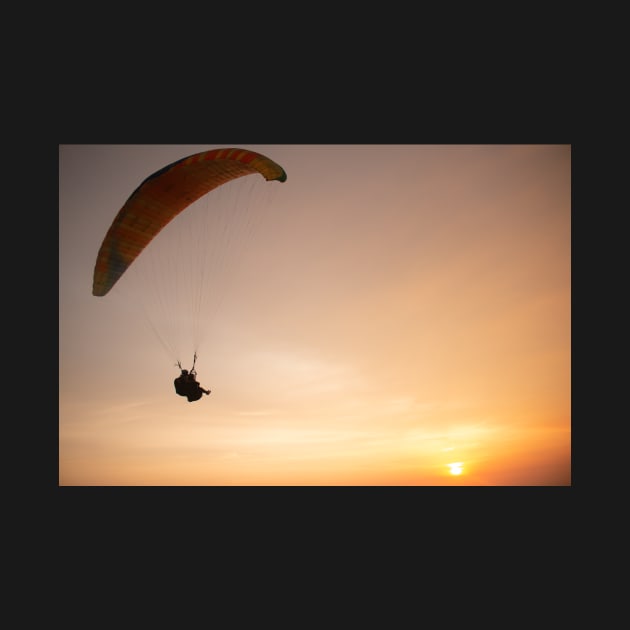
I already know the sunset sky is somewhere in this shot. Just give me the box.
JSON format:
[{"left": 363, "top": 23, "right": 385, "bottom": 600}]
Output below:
[{"left": 59, "top": 144, "right": 571, "bottom": 486}]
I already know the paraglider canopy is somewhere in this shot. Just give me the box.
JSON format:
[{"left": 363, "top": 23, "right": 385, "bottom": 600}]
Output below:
[{"left": 92, "top": 147, "right": 287, "bottom": 297}]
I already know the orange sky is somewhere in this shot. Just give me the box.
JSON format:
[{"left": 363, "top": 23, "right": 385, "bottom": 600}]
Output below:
[{"left": 59, "top": 145, "right": 571, "bottom": 485}]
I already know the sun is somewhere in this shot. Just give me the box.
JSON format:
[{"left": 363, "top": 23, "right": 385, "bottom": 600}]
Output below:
[{"left": 448, "top": 462, "right": 464, "bottom": 476}]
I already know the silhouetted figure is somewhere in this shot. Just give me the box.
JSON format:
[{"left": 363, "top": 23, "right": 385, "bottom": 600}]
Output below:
[
  {"left": 174, "top": 366, "right": 211, "bottom": 402},
  {"left": 174, "top": 369, "right": 191, "bottom": 397}
]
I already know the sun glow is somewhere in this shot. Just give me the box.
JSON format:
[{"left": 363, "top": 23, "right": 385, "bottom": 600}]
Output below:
[{"left": 448, "top": 462, "right": 464, "bottom": 476}]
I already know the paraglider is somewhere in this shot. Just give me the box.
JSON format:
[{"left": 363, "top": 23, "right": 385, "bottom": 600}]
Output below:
[
  {"left": 92, "top": 147, "right": 287, "bottom": 400},
  {"left": 174, "top": 355, "right": 211, "bottom": 402},
  {"left": 93, "top": 147, "right": 287, "bottom": 297}
]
